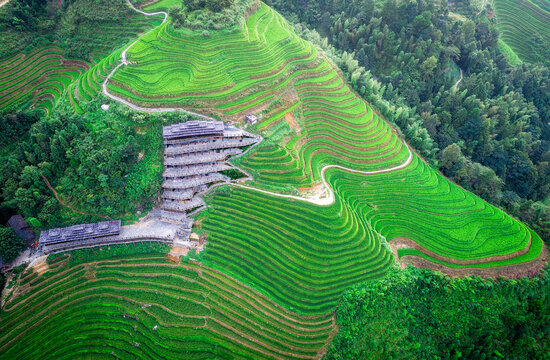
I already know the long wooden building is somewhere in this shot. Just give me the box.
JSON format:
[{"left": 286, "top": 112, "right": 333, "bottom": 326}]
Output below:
[
  {"left": 160, "top": 120, "right": 257, "bottom": 224},
  {"left": 39, "top": 220, "right": 121, "bottom": 254}
]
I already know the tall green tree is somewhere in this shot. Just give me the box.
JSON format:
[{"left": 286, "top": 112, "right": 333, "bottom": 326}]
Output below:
[{"left": 0, "top": 226, "right": 25, "bottom": 264}]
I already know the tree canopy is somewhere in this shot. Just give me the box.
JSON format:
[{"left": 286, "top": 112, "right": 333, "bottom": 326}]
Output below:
[{"left": 0, "top": 226, "right": 25, "bottom": 264}]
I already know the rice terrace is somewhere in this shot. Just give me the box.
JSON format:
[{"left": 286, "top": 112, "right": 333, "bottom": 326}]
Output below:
[{"left": 0, "top": 0, "right": 549, "bottom": 359}]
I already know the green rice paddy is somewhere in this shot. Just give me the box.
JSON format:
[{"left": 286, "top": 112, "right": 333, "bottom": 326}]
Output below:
[
  {"left": 0, "top": 46, "right": 87, "bottom": 114},
  {"left": 493, "top": 0, "right": 550, "bottom": 63},
  {"left": 0, "top": 1, "right": 546, "bottom": 358},
  {"left": 0, "top": 248, "right": 333, "bottom": 359},
  {"left": 0, "top": 5, "right": 162, "bottom": 114}
]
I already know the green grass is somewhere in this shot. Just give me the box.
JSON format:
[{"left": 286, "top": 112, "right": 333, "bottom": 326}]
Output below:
[
  {"left": 497, "top": 38, "right": 522, "bottom": 65},
  {"left": 328, "top": 156, "right": 542, "bottom": 263},
  {"left": 0, "top": 251, "right": 333, "bottom": 360},
  {"left": 493, "top": 0, "right": 550, "bottom": 64}
]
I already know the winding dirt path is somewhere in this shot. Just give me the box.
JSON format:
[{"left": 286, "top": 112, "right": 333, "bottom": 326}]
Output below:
[
  {"left": 476, "top": 0, "right": 488, "bottom": 16},
  {"left": 97, "top": 0, "right": 540, "bottom": 280},
  {"left": 102, "top": 0, "right": 413, "bottom": 208},
  {"left": 41, "top": 174, "right": 113, "bottom": 220},
  {"left": 102, "top": 0, "right": 216, "bottom": 121},
  {"left": 453, "top": 68, "right": 463, "bottom": 92},
  {"left": 234, "top": 143, "right": 412, "bottom": 206}
]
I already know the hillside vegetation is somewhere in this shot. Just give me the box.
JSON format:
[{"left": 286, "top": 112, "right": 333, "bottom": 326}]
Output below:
[
  {"left": 0, "top": 0, "right": 163, "bottom": 114},
  {"left": 270, "top": 0, "right": 550, "bottom": 248},
  {"left": 327, "top": 266, "right": 549, "bottom": 359},
  {"left": 0, "top": 46, "right": 87, "bottom": 114},
  {"left": 0, "top": 0, "right": 548, "bottom": 358}
]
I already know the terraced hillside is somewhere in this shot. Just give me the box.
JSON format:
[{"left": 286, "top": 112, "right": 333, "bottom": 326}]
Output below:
[
  {"left": 492, "top": 0, "right": 550, "bottom": 63},
  {"left": 108, "top": 3, "right": 410, "bottom": 188},
  {"left": 328, "top": 157, "right": 544, "bottom": 268},
  {"left": 200, "top": 186, "right": 391, "bottom": 314},
  {"left": 68, "top": 49, "right": 123, "bottom": 113},
  {"left": 105, "top": 2, "right": 544, "bottom": 297},
  {"left": 0, "top": 46, "right": 88, "bottom": 114},
  {"left": 0, "top": 1, "right": 546, "bottom": 357},
  {"left": 198, "top": 154, "right": 543, "bottom": 314},
  {"left": 66, "top": 5, "right": 164, "bottom": 111},
  {"left": 0, "top": 249, "right": 334, "bottom": 359},
  {"left": 0, "top": 0, "right": 163, "bottom": 114}
]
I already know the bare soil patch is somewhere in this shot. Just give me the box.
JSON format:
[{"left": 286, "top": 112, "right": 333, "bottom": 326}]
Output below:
[
  {"left": 31, "top": 256, "right": 50, "bottom": 276},
  {"left": 298, "top": 182, "right": 330, "bottom": 203},
  {"left": 167, "top": 245, "right": 189, "bottom": 263},
  {"left": 285, "top": 112, "right": 300, "bottom": 133}
]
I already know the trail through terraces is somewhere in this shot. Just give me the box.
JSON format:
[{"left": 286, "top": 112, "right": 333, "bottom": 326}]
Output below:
[{"left": 103, "top": 0, "right": 414, "bottom": 207}]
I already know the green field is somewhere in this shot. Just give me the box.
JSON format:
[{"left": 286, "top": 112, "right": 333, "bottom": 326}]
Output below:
[
  {"left": 0, "top": 0, "right": 546, "bottom": 357},
  {"left": 0, "top": 0, "right": 163, "bottom": 115},
  {"left": 197, "top": 154, "right": 543, "bottom": 314},
  {"left": 493, "top": 0, "right": 550, "bottom": 64},
  {"left": 0, "top": 246, "right": 333, "bottom": 359},
  {"left": 107, "top": 1, "right": 542, "bottom": 308},
  {"left": 0, "top": 46, "right": 88, "bottom": 114}
]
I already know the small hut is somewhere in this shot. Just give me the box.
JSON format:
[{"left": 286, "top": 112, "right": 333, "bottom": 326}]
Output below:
[{"left": 244, "top": 114, "right": 258, "bottom": 125}]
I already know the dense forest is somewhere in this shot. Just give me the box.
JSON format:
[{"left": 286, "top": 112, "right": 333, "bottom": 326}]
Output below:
[
  {"left": 327, "top": 265, "right": 550, "bottom": 359},
  {"left": 0, "top": 97, "right": 193, "bottom": 228},
  {"left": 268, "top": 0, "right": 550, "bottom": 242}
]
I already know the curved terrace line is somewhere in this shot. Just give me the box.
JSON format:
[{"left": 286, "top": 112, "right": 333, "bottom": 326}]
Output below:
[
  {"left": 234, "top": 143, "right": 413, "bottom": 206},
  {"left": 102, "top": 0, "right": 217, "bottom": 121},
  {"left": 103, "top": 0, "right": 414, "bottom": 207}
]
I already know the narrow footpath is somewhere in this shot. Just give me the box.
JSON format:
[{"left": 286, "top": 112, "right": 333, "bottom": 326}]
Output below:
[
  {"left": 453, "top": 68, "right": 463, "bottom": 92},
  {"left": 102, "top": 0, "right": 414, "bottom": 207}
]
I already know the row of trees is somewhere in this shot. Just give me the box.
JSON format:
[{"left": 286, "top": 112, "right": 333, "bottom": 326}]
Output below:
[
  {"left": 170, "top": 0, "right": 250, "bottom": 31},
  {"left": 269, "top": 0, "right": 550, "bottom": 241}
]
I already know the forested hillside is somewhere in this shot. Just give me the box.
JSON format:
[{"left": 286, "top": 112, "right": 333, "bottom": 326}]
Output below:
[
  {"left": 327, "top": 266, "right": 549, "bottom": 359},
  {"left": 0, "top": 0, "right": 165, "bottom": 226},
  {"left": 268, "top": 0, "right": 550, "bottom": 242}
]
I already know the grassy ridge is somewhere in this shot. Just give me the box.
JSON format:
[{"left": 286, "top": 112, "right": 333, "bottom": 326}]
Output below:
[{"left": 0, "top": 251, "right": 333, "bottom": 360}]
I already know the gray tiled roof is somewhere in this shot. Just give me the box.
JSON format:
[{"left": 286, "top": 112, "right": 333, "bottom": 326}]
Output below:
[
  {"left": 39, "top": 220, "right": 121, "bottom": 245},
  {"left": 163, "top": 121, "right": 224, "bottom": 139}
]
